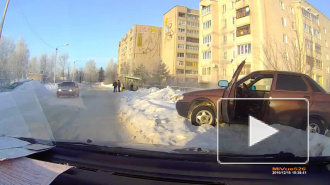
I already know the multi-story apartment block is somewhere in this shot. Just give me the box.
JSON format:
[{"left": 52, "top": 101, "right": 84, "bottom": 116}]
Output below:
[
  {"left": 162, "top": 6, "right": 200, "bottom": 86},
  {"left": 117, "top": 25, "right": 162, "bottom": 76},
  {"left": 199, "top": 0, "right": 330, "bottom": 91}
]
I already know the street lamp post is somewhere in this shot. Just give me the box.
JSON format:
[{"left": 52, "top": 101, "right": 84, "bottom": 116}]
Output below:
[
  {"left": 0, "top": 0, "right": 10, "bottom": 40},
  {"left": 54, "top": 43, "right": 69, "bottom": 83}
]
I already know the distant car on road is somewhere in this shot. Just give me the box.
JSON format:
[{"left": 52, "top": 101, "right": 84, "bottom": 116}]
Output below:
[
  {"left": 176, "top": 60, "right": 330, "bottom": 135},
  {"left": 57, "top": 81, "right": 79, "bottom": 98}
]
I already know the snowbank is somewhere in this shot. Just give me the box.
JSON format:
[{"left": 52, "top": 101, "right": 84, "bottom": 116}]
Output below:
[
  {"left": 14, "top": 81, "right": 50, "bottom": 97},
  {"left": 44, "top": 83, "right": 58, "bottom": 93},
  {"left": 118, "top": 87, "right": 330, "bottom": 157}
]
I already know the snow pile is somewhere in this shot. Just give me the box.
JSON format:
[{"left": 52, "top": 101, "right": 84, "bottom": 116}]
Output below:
[
  {"left": 146, "top": 86, "right": 183, "bottom": 102},
  {"left": 118, "top": 87, "right": 330, "bottom": 157},
  {"left": 13, "top": 81, "right": 50, "bottom": 97},
  {"left": 44, "top": 83, "right": 58, "bottom": 93}
]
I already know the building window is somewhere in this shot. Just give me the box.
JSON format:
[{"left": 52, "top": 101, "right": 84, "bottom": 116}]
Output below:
[
  {"left": 186, "top": 37, "right": 199, "bottom": 43},
  {"left": 178, "top": 36, "right": 185, "bottom": 41},
  {"left": 223, "top": 4, "right": 226, "bottom": 13},
  {"left": 178, "top": 44, "right": 185, "bottom": 49},
  {"left": 315, "top": 44, "right": 321, "bottom": 54},
  {"left": 178, "top": 28, "right": 186, "bottom": 33},
  {"left": 203, "top": 35, "right": 212, "bottom": 44},
  {"left": 237, "top": 43, "right": 251, "bottom": 55},
  {"left": 311, "top": 14, "right": 319, "bottom": 25},
  {"left": 292, "top": 22, "right": 296, "bottom": 30},
  {"left": 324, "top": 28, "right": 327, "bottom": 34},
  {"left": 231, "top": 1, "right": 235, "bottom": 9},
  {"left": 176, "top": 69, "right": 184, "bottom": 74},
  {"left": 326, "top": 40, "right": 328, "bottom": 47},
  {"left": 187, "top": 21, "right": 199, "bottom": 27},
  {"left": 177, "top": 53, "right": 184, "bottom": 58},
  {"left": 241, "top": 64, "right": 251, "bottom": 75},
  {"left": 223, "top": 35, "right": 227, "bottom": 43},
  {"left": 316, "top": 59, "right": 322, "bottom": 69},
  {"left": 202, "top": 67, "right": 211, "bottom": 75},
  {"left": 313, "top": 29, "right": 321, "bottom": 39},
  {"left": 232, "top": 33, "right": 235, "bottom": 41},
  {"left": 316, "top": 75, "right": 323, "bottom": 85},
  {"left": 202, "top": 5, "right": 211, "bottom": 16},
  {"left": 302, "top": 8, "right": 311, "bottom": 19},
  {"left": 186, "top": 61, "right": 198, "bottom": 67},
  {"left": 186, "top": 53, "right": 199, "bottom": 59},
  {"left": 283, "top": 52, "right": 289, "bottom": 61},
  {"left": 236, "top": 6, "right": 250, "bottom": 19},
  {"left": 178, "top": 61, "right": 184, "bottom": 66},
  {"left": 303, "top": 24, "right": 311, "bottom": 34},
  {"left": 305, "top": 39, "right": 313, "bottom": 50},
  {"left": 178, "top": 20, "right": 186, "bottom": 25},
  {"left": 178, "top": 12, "right": 186, "bottom": 18},
  {"left": 232, "top": 50, "right": 235, "bottom": 59},
  {"left": 186, "top": 45, "right": 199, "bottom": 51},
  {"left": 283, "top": 34, "right": 288, "bottom": 44},
  {"left": 237, "top": 25, "right": 250, "bottom": 37},
  {"left": 280, "top": 1, "right": 285, "bottom": 10},
  {"left": 306, "top": 55, "right": 314, "bottom": 66},
  {"left": 187, "top": 29, "right": 199, "bottom": 35},
  {"left": 203, "top": 20, "right": 212, "bottom": 30},
  {"left": 222, "top": 19, "right": 227, "bottom": 28},
  {"left": 223, "top": 51, "right": 227, "bottom": 60},
  {"left": 202, "top": 51, "right": 211, "bottom": 60},
  {"left": 187, "top": 14, "right": 199, "bottom": 20},
  {"left": 232, "top": 17, "right": 235, "bottom": 24},
  {"left": 281, "top": 17, "right": 287, "bottom": 26},
  {"left": 291, "top": 7, "right": 295, "bottom": 15},
  {"left": 327, "top": 54, "right": 329, "bottom": 60},
  {"left": 327, "top": 67, "right": 330, "bottom": 74}
]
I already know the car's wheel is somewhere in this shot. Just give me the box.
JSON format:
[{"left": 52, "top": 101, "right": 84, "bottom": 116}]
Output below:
[
  {"left": 309, "top": 118, "right": 325, "bottom": 135},
  {"left": 191, "top": 106, "right": 215, "bottom": 126}
]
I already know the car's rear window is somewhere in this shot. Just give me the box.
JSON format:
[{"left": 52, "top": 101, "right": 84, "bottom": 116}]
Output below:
[
  {"left": 61, "top": 82, "right": 75, "bottom": 87},
  {"left": 304, "top": 76, "right": 326, "bottom": 93}
]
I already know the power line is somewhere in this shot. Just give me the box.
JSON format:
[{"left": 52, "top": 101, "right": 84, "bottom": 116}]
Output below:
[{"left": 13, "top": 0, "right": 54, "bottom": 49}]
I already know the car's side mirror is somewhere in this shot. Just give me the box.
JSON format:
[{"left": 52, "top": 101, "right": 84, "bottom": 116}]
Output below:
[
  {"left": 218, "top": 80, "right": 229, "bottom": 87},
  {"left": 251, "top": 85, "right": 256, "bottom": 91}
]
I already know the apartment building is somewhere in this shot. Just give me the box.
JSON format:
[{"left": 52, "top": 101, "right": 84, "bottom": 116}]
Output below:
[
  {"left": 199, "top": 0, "right": 330, "bottom": 91},
  {"left": 162, "top": 6, "right": 200, "bottom": 85},
  {"left": 117, "top": 25, "right": 162, "bottom": 76}
]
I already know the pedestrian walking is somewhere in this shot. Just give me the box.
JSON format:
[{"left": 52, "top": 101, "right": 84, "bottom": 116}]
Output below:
[
  {"left": 113, "top": 81, "right": 117, "bottom": 93},
  {"left": 118, "top": 80, "right": 121, "bottom": 92}
]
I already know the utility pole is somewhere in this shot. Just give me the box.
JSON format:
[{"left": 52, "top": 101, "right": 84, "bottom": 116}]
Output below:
[
  {"left": 0, "top": 0, "right": 10, "bottom": 40},
  {"left": 72, "top": 61, "right": 76, "bottom": 82},
  {"left": 54, "top": 48, "right": 58, "bottom": 83}
]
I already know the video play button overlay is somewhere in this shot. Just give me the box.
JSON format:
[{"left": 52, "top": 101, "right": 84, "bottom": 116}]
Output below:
[{"left": 249, "top": 116, "right": 279, "bottom": 147}]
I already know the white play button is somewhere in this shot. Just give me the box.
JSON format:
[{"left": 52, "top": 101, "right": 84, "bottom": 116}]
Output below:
[{"left": 249, "top": 116, "right": 279, "bottom": 147}]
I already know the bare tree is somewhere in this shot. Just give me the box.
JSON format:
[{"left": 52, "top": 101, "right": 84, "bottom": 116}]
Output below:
[
  {"left": 58, "top": 52, "right": 69, "bottom": 79},
  {"left": 11, "top": 37, "right": 29, "bottom": 81},
  {"left": 38, "top": 54, "right": 47, "bottom": 74},
  {"left": 84, "top": 60, "right": 98, "bottom": 82},
  {"left": 104, "top": 57, "right": 117, "bottom": 84},
  {"left": 28, "top": 57, "right": 38, "bottom": 73},
  {"left": 120, "top": 62, "right": 130, "bottom": 75},
  {"left": 0, "top": 37, "right": 15, "bottom": 85}
]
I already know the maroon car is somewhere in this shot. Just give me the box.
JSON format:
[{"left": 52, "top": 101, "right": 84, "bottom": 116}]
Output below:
[{"left": 176, "top": 61, "right": 330, "bottom": 135}]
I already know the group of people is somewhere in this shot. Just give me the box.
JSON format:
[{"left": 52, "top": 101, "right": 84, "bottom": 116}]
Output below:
[{"left": 113, "top": 80, "right": 121, "bottom": 93}]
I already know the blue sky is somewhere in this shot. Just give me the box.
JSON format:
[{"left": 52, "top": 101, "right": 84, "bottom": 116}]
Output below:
[{"left": 1, "top": 0, "right": 329, "bottom": 68}]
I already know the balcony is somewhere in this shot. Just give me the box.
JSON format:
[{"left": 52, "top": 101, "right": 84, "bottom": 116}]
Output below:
[{"left": 235, "top": 0, "right": 249, "bottom": 10}]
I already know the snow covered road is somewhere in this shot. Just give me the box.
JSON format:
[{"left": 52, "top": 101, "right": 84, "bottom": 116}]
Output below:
[{"left": 41, "top": 83, "right": 129, "bottom": 143}]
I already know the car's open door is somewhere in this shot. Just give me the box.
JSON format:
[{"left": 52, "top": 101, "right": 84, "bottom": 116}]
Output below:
[{"left": 221, "top": 60, "right": 245, "bottom": 123}]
